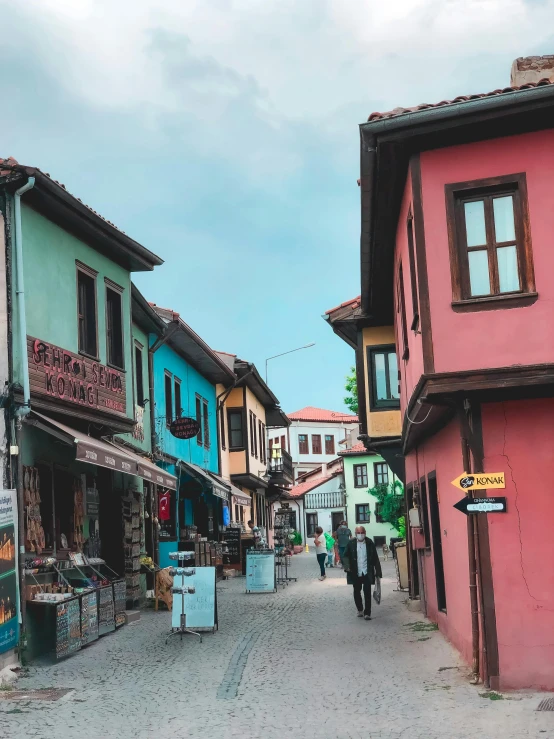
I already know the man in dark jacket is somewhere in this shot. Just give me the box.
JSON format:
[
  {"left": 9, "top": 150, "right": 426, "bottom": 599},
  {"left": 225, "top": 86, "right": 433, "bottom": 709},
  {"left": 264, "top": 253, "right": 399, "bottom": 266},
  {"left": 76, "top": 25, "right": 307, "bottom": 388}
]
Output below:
[{"left": 342, "top": 526, "right": 382, "bottom": 620}]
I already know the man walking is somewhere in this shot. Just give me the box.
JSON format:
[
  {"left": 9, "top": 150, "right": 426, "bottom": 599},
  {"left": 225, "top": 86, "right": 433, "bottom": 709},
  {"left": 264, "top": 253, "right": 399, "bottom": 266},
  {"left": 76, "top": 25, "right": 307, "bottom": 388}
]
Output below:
[
  {"left": 335, "top": 520, "right": 352, "bottom": 567},
  {"left": 342, "top": 526, "right": 382, "bottom": 620}
]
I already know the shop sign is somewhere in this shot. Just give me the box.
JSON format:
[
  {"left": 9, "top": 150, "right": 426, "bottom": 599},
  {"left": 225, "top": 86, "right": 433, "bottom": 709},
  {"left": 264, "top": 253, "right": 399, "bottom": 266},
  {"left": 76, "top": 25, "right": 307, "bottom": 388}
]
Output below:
[
  {"left": 169, "top": 416, "right": 200, "bottom": 440},
  {"left": 85, "top": 487, "right": 100, "bottom": 516},
  {"left": 75, "top": 442, "right": 137, "bottom": 475},
  {"left": 454, "top": 496, "right": 507, "bottom": 515},
  {"left": 451, "top": 472, "right": 505, "bottom": 491},
  {"left": 28, "top": 336, "right": 127, "bottom": 418},
  {"left": 133, "top": 405, "right": 145, "bottom": 442},
  {"left": 0, "top": 490, "right": 19, "bottom": 655}
]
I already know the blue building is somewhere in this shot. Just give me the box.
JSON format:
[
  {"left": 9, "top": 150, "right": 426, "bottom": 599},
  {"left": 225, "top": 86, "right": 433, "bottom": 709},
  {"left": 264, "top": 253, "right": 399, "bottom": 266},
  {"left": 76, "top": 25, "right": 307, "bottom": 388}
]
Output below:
[{"left": 133, "top": 293, "right": 235, "bottom": 567}]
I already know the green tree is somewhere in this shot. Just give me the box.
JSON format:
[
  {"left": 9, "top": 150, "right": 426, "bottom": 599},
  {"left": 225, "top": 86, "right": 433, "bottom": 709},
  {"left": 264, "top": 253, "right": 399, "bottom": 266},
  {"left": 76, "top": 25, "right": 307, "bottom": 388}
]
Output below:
[
  {"left": 368, "top": 479, "right": 405, "bottom": 536},
  {"left": 344, "top": 366, "right": 358, "bottom": 414}
]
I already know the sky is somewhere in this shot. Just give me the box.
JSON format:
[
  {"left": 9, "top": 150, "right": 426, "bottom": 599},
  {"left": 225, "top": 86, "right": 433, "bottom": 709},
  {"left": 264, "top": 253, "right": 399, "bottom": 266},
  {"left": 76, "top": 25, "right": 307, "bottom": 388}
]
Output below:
[{"left": 1, "top": 0, "right": 553, "bottom": 414}]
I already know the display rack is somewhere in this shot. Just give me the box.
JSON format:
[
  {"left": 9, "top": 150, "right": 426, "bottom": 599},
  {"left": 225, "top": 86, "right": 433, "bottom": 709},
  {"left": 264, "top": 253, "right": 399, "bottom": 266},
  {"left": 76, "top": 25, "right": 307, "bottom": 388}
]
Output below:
[
  {"left": 166, "top": 552, "right": 202, "bottom": 643},
  {"left": 122, "top": 493, "right": 142, "bottom": 607},
  {"left": 273, "top": 508, "right": 297, "bottom": 586}
]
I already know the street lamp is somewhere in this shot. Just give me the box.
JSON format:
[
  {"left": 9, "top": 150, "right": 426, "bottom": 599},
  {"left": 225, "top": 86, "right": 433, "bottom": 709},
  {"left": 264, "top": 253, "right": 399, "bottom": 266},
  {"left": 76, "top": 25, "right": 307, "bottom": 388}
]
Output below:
[{"left": 265, "top": 343, "right": 315, "bottom": 383}]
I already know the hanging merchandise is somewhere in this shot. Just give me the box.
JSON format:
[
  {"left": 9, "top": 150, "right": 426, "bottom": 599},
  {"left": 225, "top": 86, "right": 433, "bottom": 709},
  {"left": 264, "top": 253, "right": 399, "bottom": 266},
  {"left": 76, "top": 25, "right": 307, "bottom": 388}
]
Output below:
[
  {"left": 159, "top": 490, "right": 171, "bottom": 521},
  {"left": 273, "top": 508, "right": 297, "bottom": 586},
  {"left": 122, "top": 492, "right": 142, "bottom": 606},
  {"left": 73, "top": 477, "right": 85, "bottom": 552},
  {"left": 23, "top": 466, "right": 45, "bottom": 554}
]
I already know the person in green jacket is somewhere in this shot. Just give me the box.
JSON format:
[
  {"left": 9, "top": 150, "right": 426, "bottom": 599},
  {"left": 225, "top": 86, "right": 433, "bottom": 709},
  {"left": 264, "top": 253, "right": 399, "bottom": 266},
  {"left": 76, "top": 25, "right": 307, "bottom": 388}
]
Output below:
[{"left": 324, "top": 531, "right": 336, "bottom": 568}]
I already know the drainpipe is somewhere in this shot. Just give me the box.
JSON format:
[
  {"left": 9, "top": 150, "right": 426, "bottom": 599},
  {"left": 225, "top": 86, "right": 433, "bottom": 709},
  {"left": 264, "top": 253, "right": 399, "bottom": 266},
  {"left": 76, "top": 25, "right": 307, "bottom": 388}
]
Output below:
[
  {"left": 458, "top": 404, "right": 480, "bottom": 684},
  {"left": 147, "top": 319, "right": 179, "bottom": 565},
  {"left": 13, "top": 176, "right": 35, "bottom": 656}
]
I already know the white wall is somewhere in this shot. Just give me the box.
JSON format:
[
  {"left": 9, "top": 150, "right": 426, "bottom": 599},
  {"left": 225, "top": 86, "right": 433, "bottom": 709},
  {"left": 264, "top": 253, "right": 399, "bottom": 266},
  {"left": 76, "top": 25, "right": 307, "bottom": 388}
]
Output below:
[
  {"left": 343, "top": 453, "right": 399, "bottom": 546},
  {"left": 303, "top": 474, "right": 347, "bottom": 546},
  {"left": 271, "top": 419, "right": 359, "bottom": 478}
]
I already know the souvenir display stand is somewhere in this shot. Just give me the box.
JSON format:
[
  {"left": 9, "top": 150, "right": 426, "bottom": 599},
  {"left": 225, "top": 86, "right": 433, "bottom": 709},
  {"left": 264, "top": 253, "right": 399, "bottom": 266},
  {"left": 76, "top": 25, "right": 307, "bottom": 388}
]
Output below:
[
  {"left": 273, "top": 508, "right": 297, "bottom": 587},
  {"left": 166, "top": 552, "right": 202, "bottom": 643}
]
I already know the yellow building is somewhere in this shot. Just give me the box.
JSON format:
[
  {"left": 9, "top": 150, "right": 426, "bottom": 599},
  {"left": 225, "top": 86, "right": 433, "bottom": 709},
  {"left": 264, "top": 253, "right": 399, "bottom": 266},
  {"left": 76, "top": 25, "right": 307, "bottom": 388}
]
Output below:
[
  {"left": 215, "top": 354, "right": 292, "bottom": 538},
  {"left": 324, "top": 297, "right": 403, "bottom": 479}
]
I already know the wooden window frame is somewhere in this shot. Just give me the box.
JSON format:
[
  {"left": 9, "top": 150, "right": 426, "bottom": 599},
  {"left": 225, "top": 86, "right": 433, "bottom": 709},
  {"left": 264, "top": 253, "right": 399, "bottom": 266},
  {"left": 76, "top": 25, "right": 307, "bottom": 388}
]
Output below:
[
  {"left": 397, "top": 263, "right": 409, "bottom": 360},
  {"left": 220, "top": 405, "right": 226, "bottom": 451},
  {"left": 174, "top": 377, "right": 182, "bottom": 420},
  {"left": 76, "top": 262, "right": 99, "bottom": 360},
  {"left": 105, "top": 278, "right": 125, "bottom": 370},
  {"left": 445, "top": 173, "right": 536, "bottom": 312},
  {"left": 306, "top": 512, "right": 318, "bottom": 538},
  {"left": 355, "top": 503, "right": 371, "bottom": 524},
  {"left": 228, "top": 408, "right": 245, "bottom": 451},
  {"left": 312, "top": 434, "right": 322, "bottom": 455},
  {"left": 164, "top": 372, "right": 173, "bottom": 427},
  {"left": 202, "top": 399, "right": 210, "bottom": 449},
  {"left": 353, "top": 463, "right": 368, "bottom": 488},
  {"left": 375, "top": 502, "right": 384, "bottom": 524},
  {"left": 367, "top": 344, "right": 400, "bottom": 411},
  {"left": 249, "top": 411, "right": 258, "bottom": 458},
  {"left": 374, "top": 462, "right": 389, "bottom": 486},
  {"left": 324, "top": 435, "right": 335, "bottom": 455},
  {"left": 134, "top": 341, "right": 144, "bottom": 407},
  {"left": 406, "top": 211, "right": 420, "bottom": 331},
  {"left": 196, "top": 394, "right": 203, "bottom": 446},
  {"left": 298, "top": 434, "right": 309, "bottom": 455}
]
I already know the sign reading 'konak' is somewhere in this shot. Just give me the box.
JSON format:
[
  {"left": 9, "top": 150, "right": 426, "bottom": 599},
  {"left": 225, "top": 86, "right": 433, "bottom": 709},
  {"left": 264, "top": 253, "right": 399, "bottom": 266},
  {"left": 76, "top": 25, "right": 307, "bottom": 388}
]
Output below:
[{"left": 28, "top": 337, "right": 127, "bottom": 418}]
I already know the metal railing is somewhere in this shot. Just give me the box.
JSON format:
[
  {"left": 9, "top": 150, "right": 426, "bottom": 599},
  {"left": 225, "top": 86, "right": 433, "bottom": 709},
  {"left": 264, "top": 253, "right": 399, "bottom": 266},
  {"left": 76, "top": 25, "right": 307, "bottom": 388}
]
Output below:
[{"left": 268, "top": 448, "right": 293, "bottom": 480}]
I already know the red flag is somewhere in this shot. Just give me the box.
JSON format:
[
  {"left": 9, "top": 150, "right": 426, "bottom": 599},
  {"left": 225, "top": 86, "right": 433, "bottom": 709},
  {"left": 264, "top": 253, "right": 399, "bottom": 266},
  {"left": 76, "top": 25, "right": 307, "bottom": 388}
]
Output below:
[{"left": 158, "top": 491, "right": 171, "bottom": 521}]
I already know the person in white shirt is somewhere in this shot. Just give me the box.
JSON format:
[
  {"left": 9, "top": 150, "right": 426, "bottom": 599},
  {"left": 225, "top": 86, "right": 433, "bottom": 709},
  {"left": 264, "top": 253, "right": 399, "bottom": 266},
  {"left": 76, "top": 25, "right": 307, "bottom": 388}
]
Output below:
[
  {"left": 341, "top": 526, "right": 383, "bottom": 619},
  {"left": 313, "top": 526, "right": 327, "bottom": 581}
]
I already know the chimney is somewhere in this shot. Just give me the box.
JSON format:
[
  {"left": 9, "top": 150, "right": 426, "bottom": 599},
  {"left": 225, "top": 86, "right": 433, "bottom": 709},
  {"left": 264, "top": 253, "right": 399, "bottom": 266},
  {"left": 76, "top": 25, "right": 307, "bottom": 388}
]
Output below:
[{"left": 510, "top": 55, "right": 554, "bottom": 87}]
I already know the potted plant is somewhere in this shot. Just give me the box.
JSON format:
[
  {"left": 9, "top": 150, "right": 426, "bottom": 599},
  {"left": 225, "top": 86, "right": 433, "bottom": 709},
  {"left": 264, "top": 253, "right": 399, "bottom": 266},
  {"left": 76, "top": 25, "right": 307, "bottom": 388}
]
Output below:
[{"left": 290, "top": 530, "right": 303, "bottom": 554}]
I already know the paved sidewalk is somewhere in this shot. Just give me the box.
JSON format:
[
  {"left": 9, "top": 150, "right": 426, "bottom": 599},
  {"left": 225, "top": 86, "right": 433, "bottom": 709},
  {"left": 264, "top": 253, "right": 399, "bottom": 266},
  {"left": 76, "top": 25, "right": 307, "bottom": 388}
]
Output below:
[{"left": 1, "top": 553, "right": 551, "bottom": 738}]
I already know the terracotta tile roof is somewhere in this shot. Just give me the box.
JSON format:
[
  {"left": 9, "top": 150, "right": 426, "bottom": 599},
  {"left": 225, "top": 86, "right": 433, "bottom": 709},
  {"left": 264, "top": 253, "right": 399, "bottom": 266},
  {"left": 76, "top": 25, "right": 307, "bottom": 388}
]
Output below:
[
  {"left": 325, "top": 296, "right": 361, "bottom": 315},
  {"left": 288, "top": 469, "right": 343, "bottom": 498},
  {"left": 367, "top": 78, "right": 554, "bottom": 123},
  {"left": 339, "top": 442, "right": 367, "bottom": 456},
  {"left": 288, "top": 406, "right": 359, "bottom": 423}
]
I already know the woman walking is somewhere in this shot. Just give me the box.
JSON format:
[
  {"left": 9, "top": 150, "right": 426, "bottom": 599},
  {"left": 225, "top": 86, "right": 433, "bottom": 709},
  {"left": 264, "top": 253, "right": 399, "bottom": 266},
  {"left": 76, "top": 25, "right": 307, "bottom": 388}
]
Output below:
[{"left": 314, "top": 526, "right": 327, "bottom": 580}]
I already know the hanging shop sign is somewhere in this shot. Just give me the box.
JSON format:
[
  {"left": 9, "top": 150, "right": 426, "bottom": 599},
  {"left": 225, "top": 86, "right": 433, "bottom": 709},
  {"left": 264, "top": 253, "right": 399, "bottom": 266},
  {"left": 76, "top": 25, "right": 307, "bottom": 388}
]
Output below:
[
  {"left": 454, "top": 496, "right": 507, "bottom": 515},
  {"left": 28, "top": 336, "right": 127, "bottom": 417},
  {"left": 169, "top": 416, "right": 200, "bottom": 440},
  {"left": 0, "top": 490, "right": 18, "bottom": 655},
  {"left": 451, "top": 471, "right": 505, "bottom": 491}
]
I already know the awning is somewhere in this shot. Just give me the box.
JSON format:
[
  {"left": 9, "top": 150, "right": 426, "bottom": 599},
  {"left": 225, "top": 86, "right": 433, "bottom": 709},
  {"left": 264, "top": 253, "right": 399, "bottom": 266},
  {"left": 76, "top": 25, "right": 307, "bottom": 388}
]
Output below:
[
  {"left": 230, "top": 485, "right": 251, "bottom": 507},
  {"left": 27, "top": 411, "right": 177, "bottom": 489},
  {"left": 111, "top": 443, "right": 177, "bottom": 490},
  {"left": 180, "top": 462, "right": 230, "bottom": 501}
]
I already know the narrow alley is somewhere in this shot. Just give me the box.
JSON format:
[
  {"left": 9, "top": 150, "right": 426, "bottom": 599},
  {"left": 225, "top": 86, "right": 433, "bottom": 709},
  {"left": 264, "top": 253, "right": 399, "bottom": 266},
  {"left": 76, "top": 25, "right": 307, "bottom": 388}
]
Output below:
[{"left": 2, "top": 554, "right": 550, "bottom": 739}]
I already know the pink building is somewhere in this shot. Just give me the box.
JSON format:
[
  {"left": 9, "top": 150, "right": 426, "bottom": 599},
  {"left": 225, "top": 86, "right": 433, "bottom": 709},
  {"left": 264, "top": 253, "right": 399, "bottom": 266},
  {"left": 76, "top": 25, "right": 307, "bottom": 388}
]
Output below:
[{"left": 357, "top": 56, "right": 554, "bottom": 691}]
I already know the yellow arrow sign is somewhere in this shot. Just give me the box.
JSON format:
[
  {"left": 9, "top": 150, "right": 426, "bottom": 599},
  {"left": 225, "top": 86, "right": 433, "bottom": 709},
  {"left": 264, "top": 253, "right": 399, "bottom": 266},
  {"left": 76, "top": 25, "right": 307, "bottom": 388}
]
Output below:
[{"left": 451, "top": 472, "right": 506, "bottom": 491}]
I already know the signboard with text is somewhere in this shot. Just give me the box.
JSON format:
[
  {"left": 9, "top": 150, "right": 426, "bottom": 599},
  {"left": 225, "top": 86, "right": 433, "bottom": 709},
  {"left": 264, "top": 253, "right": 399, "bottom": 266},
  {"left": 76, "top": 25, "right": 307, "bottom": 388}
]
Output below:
[
  {"left": 28, "top": 336, "right": 127, "bottom": 418},
  {"left": 169, "top": 416, "right": 200, "bottom": 440},
  {"left": 0, "top": 490, "right": 18, "bottom": 656},
  {"left": 454, "top": 496, "right": 507, "bottom": 515},
  {"left": 451, "top": 472, "right": 505, "bottom": 491},
  {"left": 246, "top": 550, "right": 276, "bottom": 594}
]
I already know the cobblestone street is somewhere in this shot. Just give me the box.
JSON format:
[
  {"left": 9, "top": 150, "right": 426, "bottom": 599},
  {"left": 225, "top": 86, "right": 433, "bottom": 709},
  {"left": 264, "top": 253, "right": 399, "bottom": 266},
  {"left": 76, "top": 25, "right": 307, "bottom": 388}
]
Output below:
[{"left": 2, "top": 553, "right": 552, "bottom": 739}]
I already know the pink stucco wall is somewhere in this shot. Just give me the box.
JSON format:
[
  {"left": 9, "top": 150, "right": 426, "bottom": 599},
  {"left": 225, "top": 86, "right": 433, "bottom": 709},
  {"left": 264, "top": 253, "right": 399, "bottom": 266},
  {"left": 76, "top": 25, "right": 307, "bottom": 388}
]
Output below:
[
  {"left": 420, "top": 130, "right": 554, "bottom": 378},
  {"left": 482, "top": 398, "right": 554, "bottom": 690},
  {"left": 405, "top": 419, "right": 473, "bottom": 667}
]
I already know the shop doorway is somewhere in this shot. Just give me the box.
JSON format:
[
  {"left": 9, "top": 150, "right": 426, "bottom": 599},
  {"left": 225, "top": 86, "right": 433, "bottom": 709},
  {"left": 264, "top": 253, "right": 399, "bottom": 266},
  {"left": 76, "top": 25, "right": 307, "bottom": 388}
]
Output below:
[
  {"left": 331, "top": 511, "right": 344, "bottom": 533},
  {"left": 428, "top": 473, "right": 446, "bottom": 612}
]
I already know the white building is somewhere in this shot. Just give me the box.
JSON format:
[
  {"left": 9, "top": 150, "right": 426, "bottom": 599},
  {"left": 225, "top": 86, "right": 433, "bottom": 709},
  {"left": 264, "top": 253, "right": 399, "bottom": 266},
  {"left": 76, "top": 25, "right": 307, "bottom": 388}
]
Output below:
[
  {"left": 273, "top": 457, "right": 345, "bottom": 546},
  {"left": 270, "top": 406, "right": 359, "bottom": 480},
  {"left": 339, "top": 442, "right": 399, "bottom": 549}
]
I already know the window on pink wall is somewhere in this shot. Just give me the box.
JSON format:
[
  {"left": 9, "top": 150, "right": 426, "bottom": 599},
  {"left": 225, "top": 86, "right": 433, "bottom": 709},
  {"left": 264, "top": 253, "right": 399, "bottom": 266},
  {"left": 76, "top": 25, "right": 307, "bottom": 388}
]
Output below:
[{"left": 445, "top": 173, "right": 535, "bottom": 308}]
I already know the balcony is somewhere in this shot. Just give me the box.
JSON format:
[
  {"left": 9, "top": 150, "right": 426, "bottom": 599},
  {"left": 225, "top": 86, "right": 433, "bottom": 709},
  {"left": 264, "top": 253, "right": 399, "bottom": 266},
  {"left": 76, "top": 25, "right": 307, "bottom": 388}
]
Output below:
[
  {"left": 305, "top": 491, "right": 346, "bottom": 510},
  {"left": 268, "top": 447, "right": 294, "bottom": 485}
]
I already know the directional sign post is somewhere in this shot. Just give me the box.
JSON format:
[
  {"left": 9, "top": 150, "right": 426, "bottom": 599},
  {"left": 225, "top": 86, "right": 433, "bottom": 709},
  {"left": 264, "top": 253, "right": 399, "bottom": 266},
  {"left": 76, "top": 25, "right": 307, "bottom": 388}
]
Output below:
[
  {"left": 451, "top": 472, "right": 505, "bottom": 491},
  {"left": 454, "top": 496, "right": 507, "bottom": 515}
]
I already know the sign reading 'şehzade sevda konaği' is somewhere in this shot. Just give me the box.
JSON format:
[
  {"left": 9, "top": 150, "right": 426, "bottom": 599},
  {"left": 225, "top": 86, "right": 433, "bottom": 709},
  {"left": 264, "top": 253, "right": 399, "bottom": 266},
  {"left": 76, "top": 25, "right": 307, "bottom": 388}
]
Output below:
[{"left": 28, "top": 336, "right": 127, "bottom": 417}]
